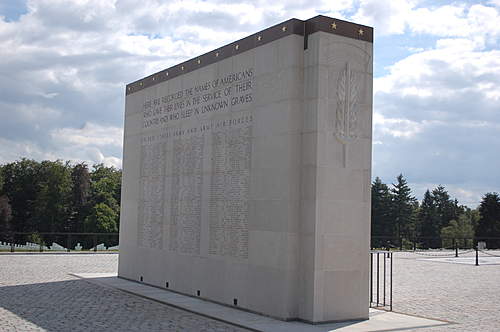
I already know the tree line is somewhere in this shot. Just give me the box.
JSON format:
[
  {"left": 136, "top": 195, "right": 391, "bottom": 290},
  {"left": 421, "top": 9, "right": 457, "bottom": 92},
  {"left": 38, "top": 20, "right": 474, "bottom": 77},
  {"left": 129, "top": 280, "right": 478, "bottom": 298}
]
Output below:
[
  {"left": 1, "top": 159, "right": 499, "bottom": 249},
  {"left": 0, "top": 159, "right": 121, "bottom": 237},
  {"left": 372, "top": 174, "right": 500, "bottom": 248}
]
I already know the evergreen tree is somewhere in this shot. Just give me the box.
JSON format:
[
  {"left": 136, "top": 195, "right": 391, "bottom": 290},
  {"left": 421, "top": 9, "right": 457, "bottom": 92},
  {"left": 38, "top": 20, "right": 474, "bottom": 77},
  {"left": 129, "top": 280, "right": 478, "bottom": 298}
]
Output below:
[
  {"left": 390, "top": 174, "right": 417, "bottom": 247},
  {"left": 0, "top": 165, "right": 4, "bottom": 194},
  {"left": 451, "top": 199, "right": 467, "bottom": 222},
  {"left": 371, "top": 177, "right": 393, "bottom": 247},
  {"left": 476, "top": 192, "right": 500, "bottom": 248},
  {"left": 432, "top": 185, "right": 457, "bottom": 230},
  {"left": 418, "top": 189, "right": 440, "bottom": 248}
]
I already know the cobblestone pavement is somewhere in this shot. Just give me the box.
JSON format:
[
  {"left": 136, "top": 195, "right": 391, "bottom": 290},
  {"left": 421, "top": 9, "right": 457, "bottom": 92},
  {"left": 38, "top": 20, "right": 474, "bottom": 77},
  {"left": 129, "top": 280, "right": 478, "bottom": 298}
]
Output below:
[
  {"left": 1, "top": 252, "right": 499, "bottom": 331},
  {"left": 391, "top": 250, "right": 500, "bottom": 331},
  {"left": 0, "top": 254, "right": 250, "bottom": 332}
]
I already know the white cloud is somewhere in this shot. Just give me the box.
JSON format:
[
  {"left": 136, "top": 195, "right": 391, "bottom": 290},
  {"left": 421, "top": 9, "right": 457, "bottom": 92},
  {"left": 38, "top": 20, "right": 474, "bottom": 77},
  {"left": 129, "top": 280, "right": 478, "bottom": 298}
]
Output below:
[
  {"left": 373, "top": 113, "right": 424, "bottom": 138},
  {"left": 0, "top": 0, "right": 499, "bottom": 207},
  {"left": 374, "top": 40, "right": 500, "bottom": 109},
  {"left": 50, "top": 122, "right": 123, "bottom": 148},
  {"left": 490, "top": 0, "right": 500, "bottom": 7},
  {"left": 353, "top": 0, "right": 500, "bottom": 43},
  {"left": 0, "top": 123, "right": 123, "bottom": 169},
  {"left": 85, "top": 148, "right": 122, "bottom": 168},
  {"left": 0, "top": 138, "right": 47, "bottom": 164},
  {"left": 353, "top": 0, "right": 415, "bottom": 35},
  {"left": 370, "top": 2, "right": 500, "bottom": 207}
]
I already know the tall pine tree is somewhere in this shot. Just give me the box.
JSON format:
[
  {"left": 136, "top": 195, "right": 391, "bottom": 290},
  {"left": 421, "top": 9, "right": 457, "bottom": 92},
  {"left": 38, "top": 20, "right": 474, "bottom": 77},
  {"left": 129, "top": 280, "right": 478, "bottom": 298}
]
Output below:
[
  {"left": 418, "top": 190, "right": 439, "bottom": 248},
  {"left": 432, "top": 185, "right": 456, "bottom": 231},
  {"left": 476, "top": 193, "right": 500, "bottom": 248},
  {"left": 371, "top": 177, "right": 393, "bottom": 247},
  {"left": 390, "top": 174, "right": 417, "bottom": 247}
]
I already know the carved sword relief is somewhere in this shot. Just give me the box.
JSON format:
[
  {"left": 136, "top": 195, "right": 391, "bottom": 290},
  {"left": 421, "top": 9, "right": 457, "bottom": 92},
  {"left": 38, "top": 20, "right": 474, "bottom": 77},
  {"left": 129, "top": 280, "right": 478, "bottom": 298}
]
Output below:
[{"left": 335, "top": 62, "right": 359, "bottom": 167}]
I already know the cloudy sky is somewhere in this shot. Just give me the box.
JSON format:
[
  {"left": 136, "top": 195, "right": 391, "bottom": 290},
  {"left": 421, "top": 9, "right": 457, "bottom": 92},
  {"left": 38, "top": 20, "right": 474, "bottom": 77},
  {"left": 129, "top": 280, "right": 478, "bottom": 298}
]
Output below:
[{"left": 0, "top": 0, "right": 499, "bottom": 207}]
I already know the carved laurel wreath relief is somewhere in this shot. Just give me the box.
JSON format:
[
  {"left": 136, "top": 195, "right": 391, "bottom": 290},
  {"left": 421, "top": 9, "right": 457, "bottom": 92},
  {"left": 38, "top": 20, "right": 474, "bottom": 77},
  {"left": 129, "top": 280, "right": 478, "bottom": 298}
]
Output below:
[{"left": 335, "top": 62, "right": 359, "bottom": 144}]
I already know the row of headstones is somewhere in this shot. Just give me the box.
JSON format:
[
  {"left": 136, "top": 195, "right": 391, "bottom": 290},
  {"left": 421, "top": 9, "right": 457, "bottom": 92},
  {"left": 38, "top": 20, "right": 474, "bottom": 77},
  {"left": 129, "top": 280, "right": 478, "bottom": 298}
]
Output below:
[{"left": 0, "top": 241, "right": 119, "bottom": 251}]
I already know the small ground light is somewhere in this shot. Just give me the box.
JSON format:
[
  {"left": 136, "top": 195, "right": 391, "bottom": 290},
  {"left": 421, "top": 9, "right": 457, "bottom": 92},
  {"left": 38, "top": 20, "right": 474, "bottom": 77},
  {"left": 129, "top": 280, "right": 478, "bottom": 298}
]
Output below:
[
  {"left": 233, "top": 298, "right": 238, "bottom": 306},
  {"left": 140, "top": 276, "right": 143, "bottom": 282},
  {"left": 197, "top": 290, "right": 201, "bottom": 296},
  {"left": 166, "top": 282, "right": 169, "bottom": 288}
]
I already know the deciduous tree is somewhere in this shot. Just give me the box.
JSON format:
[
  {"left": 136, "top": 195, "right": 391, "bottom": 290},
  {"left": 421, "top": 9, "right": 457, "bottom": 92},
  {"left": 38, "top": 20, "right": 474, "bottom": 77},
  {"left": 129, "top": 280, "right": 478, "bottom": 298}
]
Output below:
[{"left": 0, "top": 195, "right": 13, "bottom": 241}]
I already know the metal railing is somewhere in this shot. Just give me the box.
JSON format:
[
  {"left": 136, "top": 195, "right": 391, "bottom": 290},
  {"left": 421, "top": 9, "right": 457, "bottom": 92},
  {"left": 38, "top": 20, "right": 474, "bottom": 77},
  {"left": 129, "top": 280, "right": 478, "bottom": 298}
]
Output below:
[
  {"left": 370, "top": 250, "right": 392, "bottom": 311},
  {"left": 371, "top": 236, "right": 500, "bottom": 251},
  {"left": 0, "top": 232, "right": 119, "bottom": 252}
]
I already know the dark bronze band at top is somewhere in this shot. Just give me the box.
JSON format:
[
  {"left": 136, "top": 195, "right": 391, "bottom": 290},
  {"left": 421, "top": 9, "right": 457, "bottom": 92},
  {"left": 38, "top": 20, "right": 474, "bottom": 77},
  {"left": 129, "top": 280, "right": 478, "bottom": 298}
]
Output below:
[{"left": 126, "top": 15, "right": 373, "bottom": 96}]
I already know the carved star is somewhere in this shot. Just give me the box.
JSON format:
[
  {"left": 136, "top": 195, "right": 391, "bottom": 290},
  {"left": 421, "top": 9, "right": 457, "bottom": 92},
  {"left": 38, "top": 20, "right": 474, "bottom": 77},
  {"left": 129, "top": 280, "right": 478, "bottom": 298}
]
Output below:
[
  {"left": 166, "top": 71, "right": 169, "bottom": 76},
  {"left": 215, "top": 52, "right": 219, "bottom": 57},
  {"left": 331, "top": 22, "right": 337, "bottom": 30},
  {"left": 235, "top": 44, "right": 239, "bottom": 50},
  {"left": 197, "top": 59, "right": 201, "bottom": 64},
  {"left": 358, "top": 28, "right": 364, "bottom": 35},
  {"left": 282, "top": 26, "right": 287, "bottom": 32},
  {"left": 257, "top": 35, "right": 262, "bottom": 41},
  {"left": 181, "top": 65, "right": 184, "bottom": 71}
]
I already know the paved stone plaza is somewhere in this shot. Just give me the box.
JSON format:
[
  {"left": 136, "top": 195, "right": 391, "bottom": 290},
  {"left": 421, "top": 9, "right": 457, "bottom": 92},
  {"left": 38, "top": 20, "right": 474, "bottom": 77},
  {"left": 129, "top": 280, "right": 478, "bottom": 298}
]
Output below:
[
  {"left": 393, "top": 251, "right": 500, "bottom": 331},
  {"left": 0, "top": 254, "right": 249, "bottom": 332},
  {"left": 0, "top": 252, "right": 499, "bottom": 331}
]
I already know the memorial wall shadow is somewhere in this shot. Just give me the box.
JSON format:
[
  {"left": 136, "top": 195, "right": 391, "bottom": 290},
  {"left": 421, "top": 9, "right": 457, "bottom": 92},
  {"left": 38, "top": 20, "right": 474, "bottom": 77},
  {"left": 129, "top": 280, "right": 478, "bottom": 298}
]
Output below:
[
  {"left": 0, "top": 278, "right": 257, "bottom": 331},
  {"left": 0, "top": 279, "right": 120, "bottom": 332},
  {"left": 0, "top": 277, "right": 451, "bottom": 331}
]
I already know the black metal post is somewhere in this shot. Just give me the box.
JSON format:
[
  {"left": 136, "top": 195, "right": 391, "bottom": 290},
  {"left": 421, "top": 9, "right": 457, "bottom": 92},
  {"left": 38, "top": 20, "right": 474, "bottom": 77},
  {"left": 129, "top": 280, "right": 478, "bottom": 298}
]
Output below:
[
  {"left": 455, "top": 239, "right": 458, "bottom": 258},
  {"left": 390, "top": 252, "right": 393, "bottom": 311},
  {"left": 67, "top": 234, "right": 71, "bottom": 252},
  {"left": 370, "top": 253, "right": 373, "bottom": 304},
  {"left": 383, "top": 252, "right": 386, "bottom": 306},
  {"left": 376, "top": 252, "right": 380, "bottom": 305},
  {"left": 475, "top": 245, "right": 479, "bottom": 266},
  {"left": 93, "top": 234, "right": 97, "bottom": 252}
]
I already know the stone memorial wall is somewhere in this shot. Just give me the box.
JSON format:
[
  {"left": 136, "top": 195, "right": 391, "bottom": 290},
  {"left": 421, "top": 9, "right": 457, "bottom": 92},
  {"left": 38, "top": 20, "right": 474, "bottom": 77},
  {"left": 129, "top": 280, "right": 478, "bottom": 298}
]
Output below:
[{"left": 119, "top": 15, "right": 373, "bottom": 323}]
